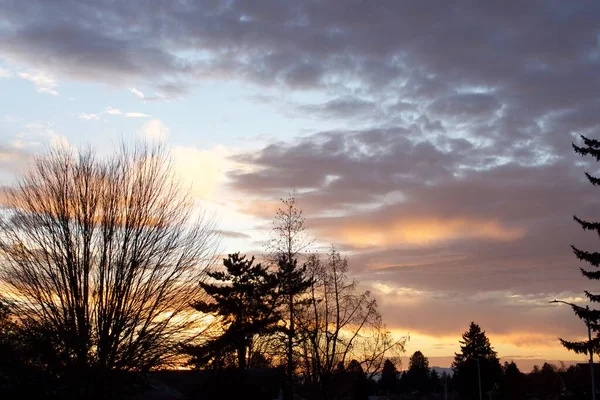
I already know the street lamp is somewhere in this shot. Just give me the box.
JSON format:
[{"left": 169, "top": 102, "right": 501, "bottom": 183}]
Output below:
[
  {"left": 551, "top": 299, "right": 597, "bottom": 400},
  {"left": 468, "top": 357, "right": 482, "bottom": 400}
]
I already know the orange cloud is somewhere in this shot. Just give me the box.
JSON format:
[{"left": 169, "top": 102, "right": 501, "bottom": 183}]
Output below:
[{"left": 325, "top": 217, "right": 525, "bottom": 248}]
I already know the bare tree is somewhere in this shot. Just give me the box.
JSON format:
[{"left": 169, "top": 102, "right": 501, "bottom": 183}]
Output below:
[
  {"left": 267, "top": 194, "right": 313, "bottom": 262},
  {"left": 297, "top": 247, "right": 406, "bottom": 396},
  {"left": 267, "top": 194, "right": 314, "bottom": 400},
  {"left": 0, "top": 144, "right": 219, "bottom": 373}
]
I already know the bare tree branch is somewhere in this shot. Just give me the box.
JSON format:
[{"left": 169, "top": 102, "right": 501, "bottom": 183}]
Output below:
[{"left": 0, "top": 143, "right": 219, "bottom": 372}]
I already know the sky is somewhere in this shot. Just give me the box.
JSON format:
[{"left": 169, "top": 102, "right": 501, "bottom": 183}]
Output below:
[{"left": 1, "top": 0, "right": 600, "bottom": 372}]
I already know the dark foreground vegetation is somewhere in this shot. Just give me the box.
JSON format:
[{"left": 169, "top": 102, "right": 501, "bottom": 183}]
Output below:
[{"left": 1, "top": 137, "right": 600, "bottom": 400}]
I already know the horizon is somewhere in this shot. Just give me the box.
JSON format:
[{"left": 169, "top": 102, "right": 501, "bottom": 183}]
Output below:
[{"left": 1, "top": 0, "right": 600, "bottom": 373}]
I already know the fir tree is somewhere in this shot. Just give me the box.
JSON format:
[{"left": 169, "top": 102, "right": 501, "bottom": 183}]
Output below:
[
  {"left": 188, "top": 253, "right": 279, "bottom": 370},
  {"left": 404, "top": 350, "right": 431, "bottom": 393},
  {"left": 499, "top": 361, "right": 526, "bottom": 400},
  {"left": 452, "top": 322, "right": 502, "bottom": 399},
  {"left": 558, "top": 135, "right": 600, "bottom": 355},
  {"left": 276, "top": 254, "right": 312, "bottom": 381},
  {"left": 429, "top": 369, "right": 441, "bottom": 393},
  {"left": 380, "top": 359, "right": 398, "bottom": 393}
]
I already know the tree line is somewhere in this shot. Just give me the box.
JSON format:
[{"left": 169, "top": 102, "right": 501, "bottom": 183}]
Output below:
[
  {"left": 0, "top": 144, "right": 404, "bottom": 400},
  {"left": 381, "top": 321, "right": 597, "bottom": 400},
  {"left": 2, "top": 136, "right": 600, "bottom": 399}
]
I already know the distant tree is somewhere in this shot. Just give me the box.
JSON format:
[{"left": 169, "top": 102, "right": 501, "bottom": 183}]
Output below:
[
  {"left": 499, "top": 361, "right": 526, "bottom": 400},
  {"left": 409, "top": 350, "right": 430, "bottom": 370},
  {"left": 440, "top": 371, "right": 453, "bottom": 397},
  {"left": 562, "top": 363, "right": 591, "bottom": 398},
  {"left": 429, "top": 368, "right": 441, "bottom": 393},
  {"left": 296, "top": 247, "right": 405, "bottom": 396},
  {"left": 0, "top": 144, "right": 218, "bottom": 395},
  {"left": 187, "top": 253, "right": 279, "bottom": 370},
  {"left": 0, "top": 300, "right": 45, "bottom": 397},
  {"left": 346, "top": 360, "right": 369, "bottom": 400},
  {"left": 558, "top": 135, "right": 600, "bottom": 357},
  {"left": 527, "top": 362, "right": 564, "bottom": 399},
  {"left": 380, "top": 359, "right": 398, "bottom": 393},
  {"left": 268, "top": 195, "right": 313, "bottom": 400},
  {"left": 452, "top": 322, "right": 502, "bottom": 399},
  {"left": 403, "top": 350, "right": 431, "bottom": 394}
]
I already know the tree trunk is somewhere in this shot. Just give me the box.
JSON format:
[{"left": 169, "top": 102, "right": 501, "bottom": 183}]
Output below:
[
  {"left": 285, "top": 293, "right": 294, "bottom": 400},
  {"left": 237, "top": 343, "right": 247, "bottom": 370}
]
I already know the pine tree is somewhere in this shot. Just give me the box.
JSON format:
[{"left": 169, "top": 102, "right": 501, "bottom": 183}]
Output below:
[
  {"left": 188, "top": 253, "right": 279, "bottom": 370},
  {"left": 380, "top": 359, "right": 398, "bottom": 393},
  {"left": 276, "top": 254, "right": 312, "bottom": 390},
  {"left": 559, "top": 135, "right": 600, "bottom": 355},
  {"left": 499, "top": 361, "right": 526, "bottom": 400},
  {"left": 452, "top": 322, "right": 502, "bottom": 399},
  {"left": 429, "top": 369, "right": 441, "bottom": 393},
  {"left": 404, "top": 350, "right": 431, "bottom": 393}
]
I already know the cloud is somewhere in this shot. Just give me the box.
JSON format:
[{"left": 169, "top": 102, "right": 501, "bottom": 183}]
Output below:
[
  {"left": 105, "top": 107, "right": 123, "bottom": 115},
  {"left": 76, "top": 107, "right": 150, "bottom": 120},
  {"left": 0, "top": 67, "right": 12, "bottom": 79},
  {"left": 78, "top": 113, "right": 101, "bottom": 121},
  {"left": 224, "top": 124, "right": 600, "bottom": 350},
  {"left": 212, "top": 230, "right": 251, "bottom": 239},
  {"left": 140, "top": 119, "right": 169, "bottom": 142},
  {"left": 125, "top": 112, "right": 150, "bottom": 118},
  {"left": 172, "top": 145, "right": 236, "bottom": 201},
  {"left": 2, "top": 0, "right": 600, "bottom": 362},
  {"left": 130, "top": 87, "right": 145, "bottom": 100},
  {"left": 129, "top": 87, "right": 169, "bottom": 102},
  {"left": 18, "top": 70, "right": 59, "bottom": 95},
  {"left": 320, "top": 215, "right": 524, "bottom": 248},
  {"left": 0, "top": 145, "right": 32, "bottom": 176}
]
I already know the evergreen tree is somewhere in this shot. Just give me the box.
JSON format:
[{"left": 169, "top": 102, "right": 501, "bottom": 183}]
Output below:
[
  {"left": 346, "top": 360, "right": 369, "bottom": 400},
  {"left": 452, "top": 322, "right": 502, "bottom": 399},
  {"left": 409, "top": 350, "right": 430, "bottom": 370},
  {"left": 188, "top": 253, "right": 279, "bottom": 370},
  {"left": 429, "top": 369, "right": 441, "bottom": 393},
  {"left": 276, "top": 254, "right": 312, "bottom": 375},
  {"left": 499, "top": 361, "right": 526, "bottom": 400},
  {"left": 380, "top": 359, "right": 398, "bottom": 393},
  {"left": 559, "top": 135, "right": 600, "bottom": 355},
  {"left": 404, "top": 350, "right": 431, "bottom": 394}
]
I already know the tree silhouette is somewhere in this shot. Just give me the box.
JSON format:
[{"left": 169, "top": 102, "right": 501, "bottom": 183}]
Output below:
[
  {"left": 452, "top": 322, "right": 502, "bottom": 399},
  {"left": 296, "top": 247, "right": 405, "bottom": 396},
  {"left": 429, "top": 368, "right": 441, "bottom": 393},
  {"left": 346, "top": 360, "right": 369, "bottom": 400},
  {"left": 380, "top": 359, "right": 398, "bottom": 393},
  {"left": 559, "top": 135, "right": 600, "bottom": 356},
  {"left": 403, "top": 350, "right": 431, "bottom": 394},
  {"left": 187, "top": 253, "right": 280, "bottom": 370},
  {"left": 268, "top": 195, "right": 313, "bottom": 400},
  {"left": 0, "top": 144, "right": 218, "bottom": 395},
  {"left": 499, "top": 361, "right": 526, "bottom": 400}
]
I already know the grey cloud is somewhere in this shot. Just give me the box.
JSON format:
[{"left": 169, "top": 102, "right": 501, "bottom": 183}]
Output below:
[
  {"left": 3, "top": 0, "right": 600, "bottom": 357},
  {"left": 298, "top": 97, "right": 378, "bottom": 120},
  {"left": 212, "top": 229, "right": 251, "bottom": 239},
  {"left": 1, "top": 1, "right": 598, "bottom": 163},
  {"left": 227, "top": 129, "right": 600, "bottom": 322},
  {"left": 428, "top": 92, "right": 501, "bottom": 120}
]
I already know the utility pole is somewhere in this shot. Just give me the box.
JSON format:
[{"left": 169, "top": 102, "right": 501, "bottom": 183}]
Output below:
[{"left": 469, "top": 357, "right": 482, "bottom": 400}]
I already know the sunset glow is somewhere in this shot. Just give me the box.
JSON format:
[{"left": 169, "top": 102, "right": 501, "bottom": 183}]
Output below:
[{"left": 1, "top": 0, "right": 599, "bottom": 374}]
